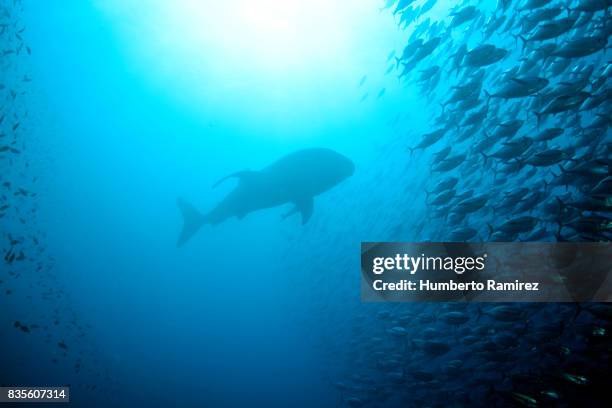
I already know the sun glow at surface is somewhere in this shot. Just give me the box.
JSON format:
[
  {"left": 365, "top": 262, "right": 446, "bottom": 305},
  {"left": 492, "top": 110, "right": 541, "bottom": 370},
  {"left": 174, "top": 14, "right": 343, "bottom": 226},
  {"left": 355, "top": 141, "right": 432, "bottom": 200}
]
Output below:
[
  {"left": 97, "top": 0, "right": 380, "bottom": 88},
  {"left": 93, "top": 0, "right": 403, "bottom": 141},
  {"left": 229, "top": 0, "right": 338, "bottom": 71}
]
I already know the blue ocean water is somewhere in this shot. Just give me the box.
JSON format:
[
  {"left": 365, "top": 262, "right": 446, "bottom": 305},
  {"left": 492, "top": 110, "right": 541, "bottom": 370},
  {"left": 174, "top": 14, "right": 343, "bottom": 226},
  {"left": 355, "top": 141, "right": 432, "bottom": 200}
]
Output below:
[{"left": 1, "top": 0, "right": 611, "bottom": 407}]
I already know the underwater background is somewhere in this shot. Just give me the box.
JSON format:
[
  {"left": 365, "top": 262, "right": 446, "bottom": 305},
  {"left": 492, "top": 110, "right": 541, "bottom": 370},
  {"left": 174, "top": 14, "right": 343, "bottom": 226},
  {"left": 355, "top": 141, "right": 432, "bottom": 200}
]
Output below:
[{"left": 1, "top": 0, "right": 611, "bottom": 407}]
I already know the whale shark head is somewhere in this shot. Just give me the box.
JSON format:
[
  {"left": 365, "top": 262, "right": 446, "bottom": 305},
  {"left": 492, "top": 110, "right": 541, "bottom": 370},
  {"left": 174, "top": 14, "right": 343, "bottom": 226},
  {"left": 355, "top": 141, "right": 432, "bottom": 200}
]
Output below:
[
  {"left": 330, "top": 150, "right": 355, "bottom": 183},
  {"left": 310, "top": 148, "right": 355, "bottom": 188}
]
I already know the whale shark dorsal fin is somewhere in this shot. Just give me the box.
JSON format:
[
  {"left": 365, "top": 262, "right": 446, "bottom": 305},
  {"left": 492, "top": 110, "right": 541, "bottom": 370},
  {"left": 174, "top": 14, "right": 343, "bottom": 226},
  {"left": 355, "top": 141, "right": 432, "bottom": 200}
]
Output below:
[{"left": 212, "top": 170, "right": 256, "bottom": 189}]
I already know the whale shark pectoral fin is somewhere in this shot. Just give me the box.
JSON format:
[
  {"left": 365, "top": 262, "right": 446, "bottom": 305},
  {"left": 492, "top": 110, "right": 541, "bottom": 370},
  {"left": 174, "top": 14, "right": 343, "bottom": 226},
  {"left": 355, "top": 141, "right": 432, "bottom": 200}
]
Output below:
[
  {"left": 298, "top": 197, "right": 314, "bottom": 224},
  {"left": 282, "top": 197, "right": 313, "bottom": 224},
  {"left": 212, "top": 170, "right": 256, "bottom": 189},
  {"left": 283, "top": 197, "right": 313, "bottom": 224}
]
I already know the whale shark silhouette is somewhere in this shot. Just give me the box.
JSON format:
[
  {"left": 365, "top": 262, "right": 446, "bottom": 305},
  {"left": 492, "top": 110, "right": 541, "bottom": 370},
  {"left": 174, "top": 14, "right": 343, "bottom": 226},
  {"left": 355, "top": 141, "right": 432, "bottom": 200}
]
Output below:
[{"left": 176, "top": 148, "right": 354, "bottom": 247}]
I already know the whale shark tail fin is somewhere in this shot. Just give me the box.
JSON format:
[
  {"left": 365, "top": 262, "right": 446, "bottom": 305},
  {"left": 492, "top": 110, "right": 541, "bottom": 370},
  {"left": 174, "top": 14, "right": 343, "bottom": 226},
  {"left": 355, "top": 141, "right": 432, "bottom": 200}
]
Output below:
[{"left": 177, "top": 198, "right": 207, "bottom": 247}]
